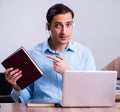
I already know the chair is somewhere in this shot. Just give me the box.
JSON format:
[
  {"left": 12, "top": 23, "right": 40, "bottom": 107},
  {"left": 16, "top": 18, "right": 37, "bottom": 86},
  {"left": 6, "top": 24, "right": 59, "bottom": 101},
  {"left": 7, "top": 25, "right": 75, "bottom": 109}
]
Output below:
[
  {"left": 101, "top": 57, "right": 120, "bottom": 79},
  {"left": 101, "top": 57, "right": 120, "bottom": 102},
  {"left": 0, "top": 72, "right": 15, "bottom": 103}
]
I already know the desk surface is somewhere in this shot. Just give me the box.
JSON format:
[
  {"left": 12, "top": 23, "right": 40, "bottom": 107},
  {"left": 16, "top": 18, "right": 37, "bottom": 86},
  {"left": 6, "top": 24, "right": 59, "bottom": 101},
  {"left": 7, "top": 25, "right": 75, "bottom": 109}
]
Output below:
[{"left": 0, "top": 103, "right": 120, "bottom": 112}]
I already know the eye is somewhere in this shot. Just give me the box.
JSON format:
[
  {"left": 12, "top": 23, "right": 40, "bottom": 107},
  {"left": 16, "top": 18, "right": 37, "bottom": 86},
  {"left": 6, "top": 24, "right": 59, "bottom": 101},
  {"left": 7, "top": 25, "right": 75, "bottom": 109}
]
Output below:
[
  {"left": 54, "top": 23, "right": 62, "bottom": 28},
  {"left": 66, "top": 22, "right": 73, "bottom": 28}
]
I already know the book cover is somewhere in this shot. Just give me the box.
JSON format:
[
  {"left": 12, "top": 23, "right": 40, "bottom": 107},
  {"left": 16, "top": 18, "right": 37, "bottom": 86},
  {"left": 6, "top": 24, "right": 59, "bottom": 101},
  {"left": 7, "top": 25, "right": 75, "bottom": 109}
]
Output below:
[{"left": 1, "top": 46, "right": 43, "bottom": 89}]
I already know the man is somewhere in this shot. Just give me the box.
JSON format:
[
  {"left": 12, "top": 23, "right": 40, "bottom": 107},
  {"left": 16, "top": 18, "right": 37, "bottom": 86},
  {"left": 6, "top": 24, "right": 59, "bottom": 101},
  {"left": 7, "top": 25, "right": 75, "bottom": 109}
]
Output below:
[{"left": 5, "top": 3, "right": 96, "bottom": 103}]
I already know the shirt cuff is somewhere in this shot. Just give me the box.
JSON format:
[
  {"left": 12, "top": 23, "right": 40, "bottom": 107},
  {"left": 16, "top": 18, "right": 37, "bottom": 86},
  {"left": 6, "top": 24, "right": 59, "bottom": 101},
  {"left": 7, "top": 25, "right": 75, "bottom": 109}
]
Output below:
[{"left": 11, "top": 88, "right": 21, "bottom": 103}]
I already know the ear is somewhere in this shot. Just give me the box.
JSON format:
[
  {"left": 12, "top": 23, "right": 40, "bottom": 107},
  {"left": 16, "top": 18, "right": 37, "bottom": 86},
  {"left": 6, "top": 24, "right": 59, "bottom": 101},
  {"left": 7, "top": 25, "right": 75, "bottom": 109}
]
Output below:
[{"left": 46, "top": 23, "right": 50, "bottom": 30}]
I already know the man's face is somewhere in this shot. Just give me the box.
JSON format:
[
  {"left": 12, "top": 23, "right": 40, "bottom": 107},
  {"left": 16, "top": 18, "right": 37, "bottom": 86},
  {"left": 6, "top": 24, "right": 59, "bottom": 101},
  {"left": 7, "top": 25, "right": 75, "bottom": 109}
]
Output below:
[{"left": 49, "top": 12, "right": 74, "bottom": 45}]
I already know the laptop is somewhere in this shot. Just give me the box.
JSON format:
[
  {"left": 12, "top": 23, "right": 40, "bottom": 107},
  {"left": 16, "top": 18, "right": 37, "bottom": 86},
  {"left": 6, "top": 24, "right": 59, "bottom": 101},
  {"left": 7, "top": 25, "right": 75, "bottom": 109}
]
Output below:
[{"left": 61, "top": 70, "right": 117, "bottom": 107}]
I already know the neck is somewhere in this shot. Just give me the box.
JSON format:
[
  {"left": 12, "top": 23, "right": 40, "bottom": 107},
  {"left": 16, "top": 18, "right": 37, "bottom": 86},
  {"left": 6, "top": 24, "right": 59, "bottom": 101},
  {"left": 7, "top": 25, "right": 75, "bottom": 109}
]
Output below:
[{"left": 49, "top": 39, "right": 67, "bottom": 53}]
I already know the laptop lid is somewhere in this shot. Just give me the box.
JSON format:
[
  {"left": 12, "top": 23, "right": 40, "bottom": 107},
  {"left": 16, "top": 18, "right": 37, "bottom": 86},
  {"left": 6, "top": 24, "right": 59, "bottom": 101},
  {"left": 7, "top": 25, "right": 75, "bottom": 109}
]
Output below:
[{"left": 61, "top": 71, "right": 117, "bottom": 107}]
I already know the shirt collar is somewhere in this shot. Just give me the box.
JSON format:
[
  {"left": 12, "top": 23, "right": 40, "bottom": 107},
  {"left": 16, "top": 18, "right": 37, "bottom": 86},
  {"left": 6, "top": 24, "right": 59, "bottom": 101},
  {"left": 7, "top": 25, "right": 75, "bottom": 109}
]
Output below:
[
  {"left": 66, "top": 40, "right": 75, "bottom": 52},
  {"left": 42, "top": 38, "right": 75, "bottom": 53}
]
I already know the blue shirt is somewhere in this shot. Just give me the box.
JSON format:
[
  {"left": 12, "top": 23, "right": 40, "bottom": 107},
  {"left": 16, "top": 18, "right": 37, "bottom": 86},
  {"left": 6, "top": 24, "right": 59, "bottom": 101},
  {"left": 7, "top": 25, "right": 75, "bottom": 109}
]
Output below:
[{"left": 11, "top": 39, "right": 96, "bottom": 103}]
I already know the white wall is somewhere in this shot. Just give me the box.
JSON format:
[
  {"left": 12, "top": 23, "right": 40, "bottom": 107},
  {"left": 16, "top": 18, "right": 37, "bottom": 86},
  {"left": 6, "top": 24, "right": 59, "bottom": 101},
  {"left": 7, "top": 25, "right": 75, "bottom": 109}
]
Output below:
[{"left": 0, "top": 0, "right": 120, "bottom": 72}]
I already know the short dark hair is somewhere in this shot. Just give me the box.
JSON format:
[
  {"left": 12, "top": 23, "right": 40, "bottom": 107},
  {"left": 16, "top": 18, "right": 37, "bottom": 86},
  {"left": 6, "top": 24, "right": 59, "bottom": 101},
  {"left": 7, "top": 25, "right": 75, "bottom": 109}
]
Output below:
[{"left": 46, "top": 3, "right": 74, "bottom": 24}]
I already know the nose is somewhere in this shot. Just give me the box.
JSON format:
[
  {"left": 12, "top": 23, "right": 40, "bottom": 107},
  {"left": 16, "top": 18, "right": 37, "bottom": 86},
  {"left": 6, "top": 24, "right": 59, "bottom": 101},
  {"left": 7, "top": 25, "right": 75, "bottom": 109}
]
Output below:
[{"left": 61, "top": 25, "right": 67, "bottom": 34}]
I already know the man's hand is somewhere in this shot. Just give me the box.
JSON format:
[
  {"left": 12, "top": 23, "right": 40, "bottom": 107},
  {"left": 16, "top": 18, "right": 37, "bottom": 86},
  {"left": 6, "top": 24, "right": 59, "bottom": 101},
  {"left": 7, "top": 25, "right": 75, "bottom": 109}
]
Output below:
[
  {"left": 5, "top": 67, "right": 22, "bottom": 91},
  {"left": 47, "top": 55, "right": 71, "bottom": 75}
]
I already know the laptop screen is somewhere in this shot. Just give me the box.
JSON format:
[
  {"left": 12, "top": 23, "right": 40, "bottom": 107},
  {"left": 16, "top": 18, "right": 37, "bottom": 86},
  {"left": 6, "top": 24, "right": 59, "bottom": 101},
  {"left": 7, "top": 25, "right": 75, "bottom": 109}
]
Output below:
[{"left": 62, "top": 71, "right": 117, "bottom": 107}]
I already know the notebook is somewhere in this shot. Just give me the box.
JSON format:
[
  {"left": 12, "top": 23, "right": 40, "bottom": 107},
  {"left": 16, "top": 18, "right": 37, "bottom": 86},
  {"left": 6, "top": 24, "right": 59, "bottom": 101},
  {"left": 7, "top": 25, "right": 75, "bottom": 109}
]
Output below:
[
  {"left": 61, "top": 70, "right": 117, "bottom": 107},
  {"left": 1, "top": 46, "right": 43, "bottom": 89}
]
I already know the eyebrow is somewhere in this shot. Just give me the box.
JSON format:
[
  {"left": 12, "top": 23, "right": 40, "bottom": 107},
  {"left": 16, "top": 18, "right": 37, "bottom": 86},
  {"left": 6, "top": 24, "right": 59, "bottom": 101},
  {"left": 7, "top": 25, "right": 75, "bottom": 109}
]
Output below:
[{"left": 54, "top": 21, "right": 73, "bottom": 24}]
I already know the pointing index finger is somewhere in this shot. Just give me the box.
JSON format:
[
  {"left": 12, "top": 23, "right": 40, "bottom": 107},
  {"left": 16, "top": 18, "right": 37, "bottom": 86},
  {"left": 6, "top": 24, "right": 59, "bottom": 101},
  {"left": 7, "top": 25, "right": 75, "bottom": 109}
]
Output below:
[{"left": 47, "top": 55, "right": 56, "bottom": 61}]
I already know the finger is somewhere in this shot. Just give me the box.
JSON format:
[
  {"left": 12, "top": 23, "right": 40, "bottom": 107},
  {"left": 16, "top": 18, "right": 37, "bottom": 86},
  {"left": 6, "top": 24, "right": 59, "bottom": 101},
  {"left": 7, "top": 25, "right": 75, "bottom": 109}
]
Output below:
[
  {"left": 10, "top": 70, "right": 22, "bottom": 79},
  {"left": 53, "top": 61, "right": 58, "bottom": 66},
  {"left": 56, "top": 55, "right": 64, "bottom": 60},
  {"left": 47, "top": 55, "right": 56, "bottom": 61},
  {"left": 6, "top": 69, "right": 22, "bottom": 81},
  {"left": 10, "top": 69, "right": 20, "bottom": 76},
  {"left": 7, "top": 70, "right": 22, "bottom": 84},
  {"left": 5, "top": 67, "right": 14, "bottom": 76},
  {"left": 13, "top": 72, "right": 22, "bottom": 83}
]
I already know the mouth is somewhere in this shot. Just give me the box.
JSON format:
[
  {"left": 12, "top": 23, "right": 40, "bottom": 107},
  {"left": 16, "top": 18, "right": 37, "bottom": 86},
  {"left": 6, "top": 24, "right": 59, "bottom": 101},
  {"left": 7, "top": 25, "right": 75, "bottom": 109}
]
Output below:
[{"left": 60, "top": 35, "right": 68, "bottom": 41}]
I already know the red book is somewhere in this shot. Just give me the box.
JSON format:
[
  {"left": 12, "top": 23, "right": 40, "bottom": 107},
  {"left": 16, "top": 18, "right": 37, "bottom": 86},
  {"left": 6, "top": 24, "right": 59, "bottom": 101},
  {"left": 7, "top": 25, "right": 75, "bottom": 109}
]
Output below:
[{"left": 1, "top": 46, "right": 43, "bottom": 89}]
